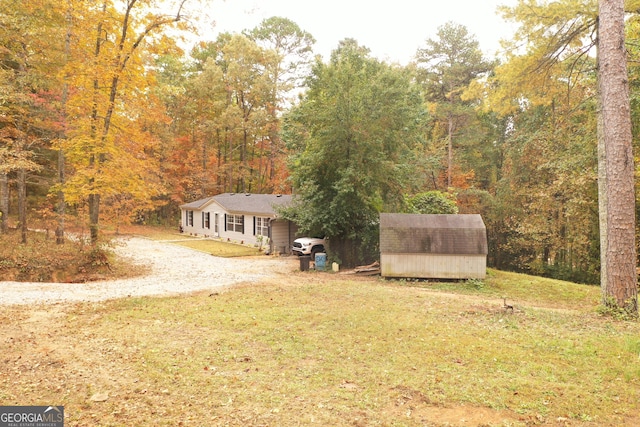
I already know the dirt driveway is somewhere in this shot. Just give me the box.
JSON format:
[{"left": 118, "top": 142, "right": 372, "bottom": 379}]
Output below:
[{"left": 0, "top": 236, "right": 297, "bottom": 306}]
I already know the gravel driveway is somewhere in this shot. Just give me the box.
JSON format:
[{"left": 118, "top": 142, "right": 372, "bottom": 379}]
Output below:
[{"left": 0, "top": 237, "right": 296, "bottom": 306}]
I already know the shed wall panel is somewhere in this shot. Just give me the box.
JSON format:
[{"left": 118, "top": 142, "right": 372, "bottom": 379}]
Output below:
[
  {"left": 380, "top": 253, "right": 486, "bottom": 279},
  {"left": 271, "top": 220, "right": 297, "bottom": 255}
]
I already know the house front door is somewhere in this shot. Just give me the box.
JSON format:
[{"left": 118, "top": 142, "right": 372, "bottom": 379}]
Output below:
[{"left": 214, "top": 212, "right": 219, "bottom": 237}]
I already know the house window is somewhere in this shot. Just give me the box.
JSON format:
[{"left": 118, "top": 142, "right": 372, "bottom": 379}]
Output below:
[
  {"left": 187, "top": 210, "right": 193, "bottom": 226},
  {"left": 256, "top": 217, "right": 269, "bottom": 237},
  {"left": 203, "top": 212, "right": 210, "bottom": 229},
  {"left": 226, "top": 214, "right": 244, "bottom": 233}
]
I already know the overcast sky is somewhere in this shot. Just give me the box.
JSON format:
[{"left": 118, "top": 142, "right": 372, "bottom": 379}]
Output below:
[{"left": 194, "top": 0, "right": 519, "bottom": 63}]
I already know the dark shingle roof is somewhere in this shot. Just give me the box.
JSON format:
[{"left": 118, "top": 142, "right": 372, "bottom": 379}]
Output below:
[
  {"left": 180, "top": 196, "right": 216, "bottom": 210},
  {"left": 380, "top": 213, "right": 488, "bottom": 255},
  {"left": 181, "top": 193, "right": 292, "bottom": 216},
  {"left": 214, "top": 193, "right": 292, "bottom": 215}
]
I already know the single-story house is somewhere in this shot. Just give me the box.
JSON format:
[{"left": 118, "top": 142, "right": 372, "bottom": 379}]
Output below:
[
  {"left": 379, "top": 213, "right": 488, "bottom": 279},
  {"left": 180, "top": 193, "right": 298, "bottom": 254}
]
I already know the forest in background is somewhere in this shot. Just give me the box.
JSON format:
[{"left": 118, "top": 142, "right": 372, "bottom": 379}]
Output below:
[{"left": 2, "top": 0, "right": 640, "bottom": 284}]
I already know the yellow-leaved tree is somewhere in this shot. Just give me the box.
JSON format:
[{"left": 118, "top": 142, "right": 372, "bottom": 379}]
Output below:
[
  {"left": 470, "top": 0, "right": 637, "bottom": 313},
  {"left": 58, "top": 0, "right": 198, "bottom": 243}
]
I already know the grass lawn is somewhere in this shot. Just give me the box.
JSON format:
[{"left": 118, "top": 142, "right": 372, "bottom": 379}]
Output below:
[
  {"left": 1, "top": 253, "right": 639, "bottom": 426},
  {"left": 121, "top": 224, "right": 264, "bottom": 257},
  {"left": 171, "top": 239, "right": 263, "bottom": 257}
]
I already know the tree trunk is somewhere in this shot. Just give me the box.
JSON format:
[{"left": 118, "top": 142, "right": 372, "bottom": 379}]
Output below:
[
  {"left": 17, "top": 168, "right": 26, "bottom": 244},
  {"left": 597, "top": 45, "right": 608, "bottom": 302},
  {"left": 0, "top": 172, "right": 8, "bottom": 233},
  {"left": 56, "top": 149, "right": 65, "bottom": 244},
  {"left": 597, "top": 0, "right": 638, "bottom": 314},
  {"left": 89, "top": 193, "right": 100, "bottom": 244},
  {"left": 56, "top": 6, "right": 72, "bottom": 245},
  {"left": 217, "top": 129, "right": 223, "bottom": 191},
  {"left": 447, "top": 115, "right": 453, "bottom": 188}
]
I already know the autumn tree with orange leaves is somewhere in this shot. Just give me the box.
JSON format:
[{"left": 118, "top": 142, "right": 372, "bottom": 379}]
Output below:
[
  {"left": 157, "top": 22, "right": 315, "bottom": 205},
  {"left": 56, "top": 0, "right": 198, "bottom": 243}
]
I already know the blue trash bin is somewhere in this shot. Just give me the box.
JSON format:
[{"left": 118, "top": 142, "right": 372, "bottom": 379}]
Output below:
[{"left": 315, "top": 253, "right": 327, "bottom": 271}]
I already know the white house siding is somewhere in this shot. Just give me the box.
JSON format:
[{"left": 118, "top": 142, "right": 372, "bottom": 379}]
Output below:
[
  {"left": 381, "top": 253, "right": 486, "bottom": 279},
  {"left": 180, "top": 194, "right": 297, "bottom": 252},
  {"left": 182, "top": 200, "right": 225, "bottom": 237},
  {"left": 183, "top": 209, "right": 264, "bottom": 245}
]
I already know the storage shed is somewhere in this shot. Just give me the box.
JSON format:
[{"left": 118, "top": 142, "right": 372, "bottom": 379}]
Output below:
[{"left": 379, "top": 213, "right": 488, "bottom": 279}]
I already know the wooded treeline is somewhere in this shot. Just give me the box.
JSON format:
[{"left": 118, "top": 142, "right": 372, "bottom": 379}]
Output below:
[{"left": 1, "top": 0, "right": 639, "bottom": 284}]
